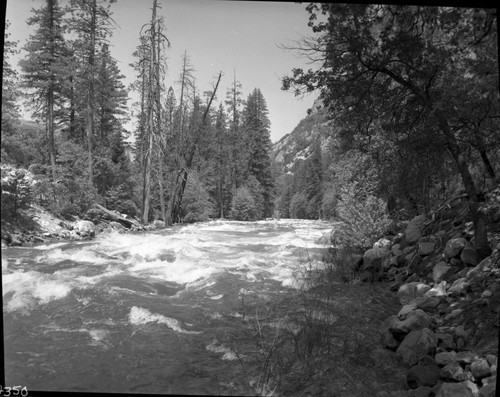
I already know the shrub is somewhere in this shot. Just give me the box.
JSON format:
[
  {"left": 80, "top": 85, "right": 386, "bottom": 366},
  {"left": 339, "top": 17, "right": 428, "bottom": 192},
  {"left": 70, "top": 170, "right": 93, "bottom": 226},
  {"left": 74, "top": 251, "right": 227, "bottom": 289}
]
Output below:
[
  {"left": 322, "top": 247, "right": 363, "bottom": 284},
  {"left": 332, "top": 183, "right": 393, "bottom": 250},
  {"left": 230, "top": 186, "right": 258, "bottom": 221},
  {"left": 180, "top": 172, "right": 214, "bottom": 223}
]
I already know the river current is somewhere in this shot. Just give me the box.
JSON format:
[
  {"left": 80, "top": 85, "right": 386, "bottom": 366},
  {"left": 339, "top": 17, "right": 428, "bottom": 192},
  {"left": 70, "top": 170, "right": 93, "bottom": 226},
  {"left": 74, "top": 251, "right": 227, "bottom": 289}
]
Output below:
[{"left": 2, "top": 219, "right": 332, "bottom": 394}]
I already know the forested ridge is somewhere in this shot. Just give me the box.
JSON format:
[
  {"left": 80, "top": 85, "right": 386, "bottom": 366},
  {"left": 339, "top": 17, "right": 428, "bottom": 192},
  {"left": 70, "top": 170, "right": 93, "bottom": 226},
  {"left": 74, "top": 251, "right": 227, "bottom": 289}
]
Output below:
[
  {"left": 2, "top": 1, "right": 499, "bottom": 255},
  {"left": 1, "top": 0, "right": 275, "bottom": 229}
]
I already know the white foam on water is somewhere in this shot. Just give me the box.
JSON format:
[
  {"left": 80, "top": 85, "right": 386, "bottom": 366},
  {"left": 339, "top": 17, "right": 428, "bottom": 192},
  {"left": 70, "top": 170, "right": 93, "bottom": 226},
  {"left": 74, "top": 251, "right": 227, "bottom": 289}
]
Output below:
[
  {"left": 31, "top": 241, "right": 72, "bottom": 250},
  {"left": 35, "top": 248, "right": 110, "bottom": 265},
  {"left": 128, "top": 306, "right": 201, "bottom": 334},
  {"left": 2, "top": 270, "right": 73, "bottom": 313},
  {"left": 88, "top": 329, "right": 108, "bottom": 342},
  {"left": 127, "top": 259, "right": 217, "bottom": 285},
  {"left": 206, "top": 340, "right": 239, "bottom": 361}
]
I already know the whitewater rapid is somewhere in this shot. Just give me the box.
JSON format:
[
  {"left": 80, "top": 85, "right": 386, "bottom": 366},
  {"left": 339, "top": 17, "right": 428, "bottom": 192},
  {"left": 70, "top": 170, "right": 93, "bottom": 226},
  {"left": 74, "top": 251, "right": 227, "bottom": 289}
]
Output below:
[{"left": 2, "top": 219, "right": 333, "bottom": 394}]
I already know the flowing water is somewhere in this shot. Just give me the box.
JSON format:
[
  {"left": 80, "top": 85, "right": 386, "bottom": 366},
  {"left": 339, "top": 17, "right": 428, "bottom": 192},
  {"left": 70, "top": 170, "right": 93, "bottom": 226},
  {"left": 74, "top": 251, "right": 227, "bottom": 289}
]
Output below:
[{"left": 2, "top": 219, "right": 332, "bottom": 395}]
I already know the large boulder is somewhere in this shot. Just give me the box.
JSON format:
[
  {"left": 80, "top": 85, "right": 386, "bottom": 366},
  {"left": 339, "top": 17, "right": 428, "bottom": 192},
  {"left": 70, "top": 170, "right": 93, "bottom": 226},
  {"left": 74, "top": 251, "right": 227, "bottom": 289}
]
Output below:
[
  {"left": 470, "top": 358, "right": 491, "bottom": 379},
  {"left": 460, "top": 245, "right": 478, "bottom": 266},
  {"left": 435, "top": 382, "right": 474, "bottom": 397},
  {"left": 424, "top": 281, "right": 448, "bottom": 298},
  {"left": 435, "top": 351, "right": 457, "bottom": 366},
  {"left": 432, "top": 262, "right": 451, "bottom": 283},
  {"left": 448, "top": 278, "right": 470, "bottom": 296},
  {"left": 363, "top": 247, "right": 391, "bottom": 275},
  {"left": 478, "top": 383, "right": 496, "bottom": 397},
  {"left": 398, "top": 282, "right": 432, "bottom": 305},
  {"left": 444, "top": 238, "right": 467, "bottom": 259},
  {"left": 418, "top": 242, "right": 436, "bottom": 256},
  {"left": 75, "top": 220, "right": 96, "bottom": 237},
  {"left": 407, "top": 362, "right": 440, "bottom": 388},
  {"left": 390, "top": 309, "right": 433, "bottom": 338},
  {"left": 396, "top": 328, "right": 438, "bottom": 367},
  {"left": 440, "top": 361, "right": 467, "bottom": 381},
  {"left": 405, "top": 215, "right": 427, "bottom": 244}
]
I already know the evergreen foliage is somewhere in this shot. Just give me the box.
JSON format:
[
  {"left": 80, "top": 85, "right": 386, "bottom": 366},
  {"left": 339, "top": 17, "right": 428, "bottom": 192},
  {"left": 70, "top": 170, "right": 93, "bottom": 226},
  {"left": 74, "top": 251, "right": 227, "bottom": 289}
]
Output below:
[
  {"left": 230, "top": 186, "right": 259, "bottom": 221},
  {"left": 282, "top": 4, "right": 498, "bottom": 256}
]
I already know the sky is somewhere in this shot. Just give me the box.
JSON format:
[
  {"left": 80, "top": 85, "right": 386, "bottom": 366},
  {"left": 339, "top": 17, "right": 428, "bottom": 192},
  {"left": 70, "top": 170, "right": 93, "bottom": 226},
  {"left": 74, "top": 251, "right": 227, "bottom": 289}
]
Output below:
[{"left": 4, "top": 0, "right": 321, "bottom": 143}]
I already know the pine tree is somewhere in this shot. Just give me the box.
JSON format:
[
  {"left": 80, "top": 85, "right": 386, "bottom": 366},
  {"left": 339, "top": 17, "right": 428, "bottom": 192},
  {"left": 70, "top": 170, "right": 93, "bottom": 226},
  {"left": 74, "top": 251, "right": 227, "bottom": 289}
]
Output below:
[
  {"left": 69, "top": 0, "right": 115, "bottom": 184},
  {"left": 1, "top": 21, "right": 20, "bottom": 142},
  {"left": 95, "top": 43, "right": 128, "bottom": 146},
  {"left": 214, "top": 103, "right": 229, "bottom": 218},
  {"left": 240, "top": 88, "right": 274, "bottom": 218},
  {"left": 225, "top": 71, "right": 245, "bottom": 191},
  {"left": 305, "top": 138, "right": 323, "bottom": 218},
  {"left": 19, "top": 0, "right": 70, "bottom": 181}
]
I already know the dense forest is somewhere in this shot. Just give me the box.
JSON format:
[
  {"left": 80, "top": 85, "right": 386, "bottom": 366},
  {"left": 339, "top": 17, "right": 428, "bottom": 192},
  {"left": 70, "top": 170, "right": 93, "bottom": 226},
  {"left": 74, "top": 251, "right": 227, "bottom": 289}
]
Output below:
[
  {"left": 2, "top": 2, "right": 499, "bottom": 257},
  {"left": 273, "top": 4, "right": 499, "bottom": 257},
  {"left": 1, "top": 0, "right": 275, "bottom": 226}
]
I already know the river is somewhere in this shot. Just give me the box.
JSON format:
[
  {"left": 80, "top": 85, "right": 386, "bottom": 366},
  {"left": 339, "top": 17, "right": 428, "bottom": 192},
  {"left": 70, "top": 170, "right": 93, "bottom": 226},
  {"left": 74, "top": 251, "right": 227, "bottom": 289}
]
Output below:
[{"left": 2, "top": 219, "right": 333, "bottom": 395}]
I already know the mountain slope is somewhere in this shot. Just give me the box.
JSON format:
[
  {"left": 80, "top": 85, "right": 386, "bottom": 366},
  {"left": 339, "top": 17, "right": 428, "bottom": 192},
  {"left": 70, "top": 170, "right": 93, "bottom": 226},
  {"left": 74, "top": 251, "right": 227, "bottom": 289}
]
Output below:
[{"left": 272, "top": 99, "right": 332, "bottom": 173}]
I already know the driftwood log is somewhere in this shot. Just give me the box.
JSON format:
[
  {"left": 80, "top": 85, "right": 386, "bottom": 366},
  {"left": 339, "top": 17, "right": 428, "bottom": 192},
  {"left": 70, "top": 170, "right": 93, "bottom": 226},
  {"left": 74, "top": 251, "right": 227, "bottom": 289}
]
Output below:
[{"left": 93, "top": 203, "right": 136, "bottom": 229}]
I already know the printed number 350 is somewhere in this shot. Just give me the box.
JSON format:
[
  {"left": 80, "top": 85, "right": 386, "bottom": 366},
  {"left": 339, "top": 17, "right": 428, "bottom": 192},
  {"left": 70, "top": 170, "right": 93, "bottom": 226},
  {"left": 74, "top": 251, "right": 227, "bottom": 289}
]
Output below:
[{"left": 0, "top": 386, "right": 28, "bottom": 396}]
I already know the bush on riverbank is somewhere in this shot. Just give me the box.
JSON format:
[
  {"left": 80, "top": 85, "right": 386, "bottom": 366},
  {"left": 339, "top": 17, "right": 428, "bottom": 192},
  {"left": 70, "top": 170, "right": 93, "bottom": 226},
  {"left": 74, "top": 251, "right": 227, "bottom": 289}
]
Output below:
[{"left": 230, "top": 186, "right": 259, "bottom": 221}]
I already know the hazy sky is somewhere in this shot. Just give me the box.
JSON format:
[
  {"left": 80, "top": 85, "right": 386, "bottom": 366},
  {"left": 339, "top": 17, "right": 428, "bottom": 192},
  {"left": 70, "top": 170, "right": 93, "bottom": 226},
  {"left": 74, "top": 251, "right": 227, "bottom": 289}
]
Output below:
[{"left": 5, "top": 0, "right": 320, "bottom": 143}]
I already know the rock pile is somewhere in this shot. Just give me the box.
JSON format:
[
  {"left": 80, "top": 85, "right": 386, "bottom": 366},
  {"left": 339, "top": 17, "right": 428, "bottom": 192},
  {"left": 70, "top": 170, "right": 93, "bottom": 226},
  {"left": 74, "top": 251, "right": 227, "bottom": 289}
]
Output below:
[{"left": 360, "top": 214, "right": 499, "bottom": 396}]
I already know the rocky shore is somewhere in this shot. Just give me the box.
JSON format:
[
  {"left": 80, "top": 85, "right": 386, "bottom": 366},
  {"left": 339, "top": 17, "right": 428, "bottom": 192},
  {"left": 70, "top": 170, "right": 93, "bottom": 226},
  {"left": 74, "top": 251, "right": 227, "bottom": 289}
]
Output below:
[{"left": 358, "top": 212, "right": 499, "bottom": 397}]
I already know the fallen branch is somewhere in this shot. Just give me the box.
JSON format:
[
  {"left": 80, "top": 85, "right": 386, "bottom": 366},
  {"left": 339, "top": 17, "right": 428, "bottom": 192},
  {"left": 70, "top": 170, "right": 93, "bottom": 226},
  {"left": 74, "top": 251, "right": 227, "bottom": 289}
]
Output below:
[{"left": 93, "top": 203, "right": 136, "bottom": 229}]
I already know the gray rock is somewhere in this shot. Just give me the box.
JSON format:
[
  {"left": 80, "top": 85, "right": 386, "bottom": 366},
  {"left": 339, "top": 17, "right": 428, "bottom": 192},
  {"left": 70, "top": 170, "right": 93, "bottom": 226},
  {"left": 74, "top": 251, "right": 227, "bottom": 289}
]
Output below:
[
  {"left": 425, "top": 281, "right": 448, "bottom": 298},
  {"left": 435, "top": 351, "right": 457, "bottom": 366},
  {"left": 75, "top": 220, "right": 96, "bottom": 236},
  {"left": 381, "top": 329, "right": 400, "bottom": 350},
  {"left": 436, "top": 333, "right": 455, "bottom": 350},
  {"left": 460, "top": 245, "right": 478, "bottom": 266},
  {"left": 485, "top": 354, "right": 497, "bottom": 367},
  {"left": 153, "top": 219, "right": 165, "bottom": 228},
  {"left": 390, "top": 309, "right": 433, "bottom": 336},
  {"left": 478, "top": 383, "right": 496, "bottom": 397},
  {"left": 470, "top": 358, "right": 491, "bottom": 379},
  {"left": 406, "top": 215, "right": 427, "bottom": 244},
  {"left": 396, "top": 328, "right": 438, "bottom": 367},
  {"left": 408, "top": 386, "right": 433, "bottom": 397},
  {"left": 363, "top": 247, "right": 391, "bottom": 272},
  {"left": 455, "top": 351, "right": 478, "bottom": 365},
  {"left": 414, "top": 295, "right": 441, "bottom": 310},
  {"left": 481, "top": 374, "right": 497, "bottom": 386},
  {"left": 444, "top": 238, "right": 467, "bottom": 258},
  {"left": 392, "top": 243, "right": 403, "bottom": 256},
  {"left": 453, "top": 326, "right": 470, "bottom": 341},
  {"left": 440, "top": 361, "right": 467, "bottom": 381},
  {"left": 435, "top": 382, "right": 474, "bottom": 397},
  {"left": 398, "top": 302, "right": 418, "bottom": 320},
  {"left": 419, "top": 242, "right": 436, "bottom": 256},
  {"left": 433, "top": 262, "right": 451, "bottom": 283},
  {"left": 398, "top": 282, "right": 432, "bottom": 305},
  {"left": 408, "top": 362, "right": 440, "bottom": 388},
  {"left": 448, "top": 278, "right": 470, "bottom": 296},
  {"left": 461, "top": 380, "right": 479, "bottom": 397}
]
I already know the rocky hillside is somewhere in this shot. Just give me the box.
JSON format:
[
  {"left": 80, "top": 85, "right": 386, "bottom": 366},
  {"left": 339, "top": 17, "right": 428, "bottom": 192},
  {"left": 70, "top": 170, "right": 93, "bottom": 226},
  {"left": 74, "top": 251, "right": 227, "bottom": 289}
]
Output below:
[
  {"left": 272, "top": 98, "right": 332, "bottom": 173},
  {"left": 351, "top": 196, "right": 500, "bottom": 397}
]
